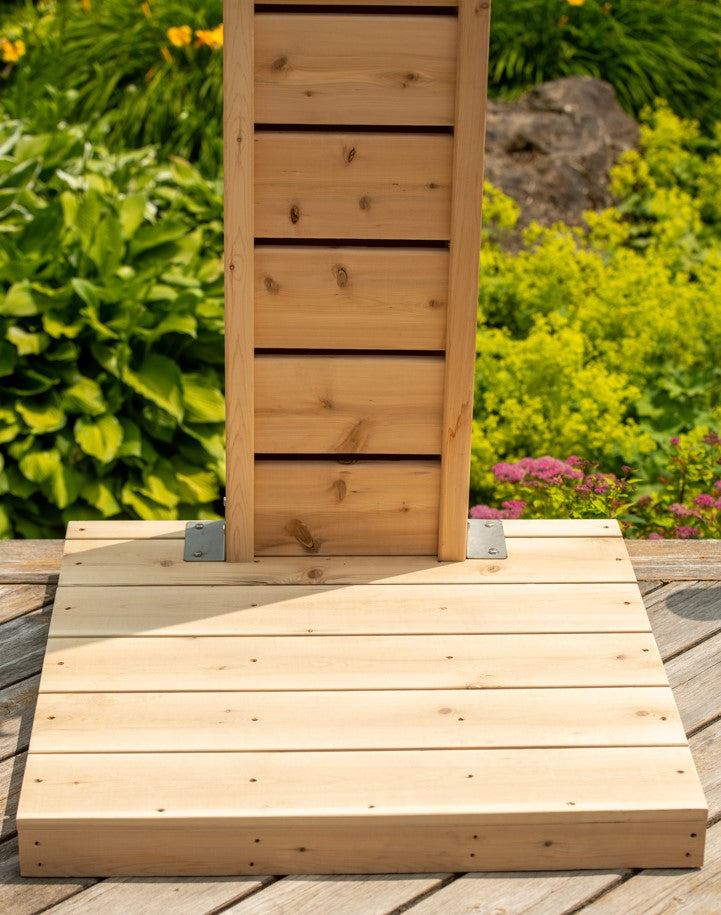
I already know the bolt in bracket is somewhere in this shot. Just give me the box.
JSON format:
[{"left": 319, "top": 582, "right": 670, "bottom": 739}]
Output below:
[
  {"left": 183, "top": 520, "right": 226, "bottom": 562},
  {"left": 466, "top": 518, "right": 508, "bottom": 560}
]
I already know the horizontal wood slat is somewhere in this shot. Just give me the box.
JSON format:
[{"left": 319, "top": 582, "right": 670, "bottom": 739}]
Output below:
[
  {"left": 58, "top": 536, "right": 638, "bottom": 585},
  {"left": 259, "top": 1, "right": 459, "bottom": 6},
  {"left": 63, "top": 519, "right": 623, "bottom": 540},
  {"left": 255, "top": 355, "right": 444, "bottom": 454},
  {"left": 39, "top": 634, "right": 667, "bottom": 691},
  {"left": 17, "top": 820, "right": 705, "bottom": 876},
  {"left": 48, "top": 582, "right": 649, "bottom": 637},
  {"left": 254, "top": 132, "right": 453, "bottom": 240},
  {"left": 30, "top": 688, "right": 686, "bottom": 753},
  {"left": 255, "top": 15, "right": 457, "bottom": 126},
  {"left": 254, "top": 246, "right": 448, "bottom": 350},
  {"left": 19, "top": 748, "right": 705, "bottom": 824},
  {"left": 255, "top": 459, "right": 440, "bottom": 554}
]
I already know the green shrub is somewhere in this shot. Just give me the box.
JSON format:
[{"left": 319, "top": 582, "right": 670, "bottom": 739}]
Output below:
[
  {"left": 472, "top": 103, "right": 721, "bottom": 504},
  {"left": 490, "top": 0, "right": 721, "bottom": 130},
  {"left": 0, "top": 119, "right": 225, "bottom": 538}
]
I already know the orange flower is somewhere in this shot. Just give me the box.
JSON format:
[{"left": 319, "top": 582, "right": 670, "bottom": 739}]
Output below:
[
  {"left": 1, "top": 37, "right": 26, "bottom": 63},
  {"left": 195, "top": 24, "right": 223, "bottom": 51},
  {"left": 167, "top": 25, "right": 192, "bottom": 48},
  {"left": 82, "top": 0, "right": 91, "bottom": 11}
]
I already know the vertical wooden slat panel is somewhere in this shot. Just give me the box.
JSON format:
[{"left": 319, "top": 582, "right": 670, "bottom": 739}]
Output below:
[
  {"left": 224, "top": 0, "right": 254, "bottom": 561},
  {"left": 437, "top": 0, "right": 491, "bottom": 560}
]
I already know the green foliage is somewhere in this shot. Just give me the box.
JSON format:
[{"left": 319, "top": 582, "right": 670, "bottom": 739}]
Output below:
[
  {"left": 473, "top": 104, "right": 721, "bottom": 514},
  {"left": 1, "top": 0, "right": 223, "bottom": 174},
  {"left": 0, "top": 120, "right": 225, "bottom": 538},
  {"left": 490, "top": 0, "right": 721, "bottom": 130}
]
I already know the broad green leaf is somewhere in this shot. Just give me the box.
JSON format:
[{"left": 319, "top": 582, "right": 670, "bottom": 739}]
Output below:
[
  {"left": 123, "top": 354, "right": 184, "bottom": 422},
  {"left": 173, "top": 463, "right": 219, "bottom": 504},
  {"left": 88, "top": 208, "right": 123, "bottom": 277},
  {"left": 19, "top": 448, "right": 62, "bottom": 483},
  {"left": 81, "top": 480, "right": 121, "bottom": 517},
  {"left": 120, "top": 483, "right": 177, "bottom": 521},
  {"left": 42, "top": 311, "right": 84, "bottom": 339},
  {"left": 119, "top": 193, "right": 147, "bottom": 239},
  {"left": 63, "top": 377, "right": 106, "bottom": 416},
  {"left": 75, "top": 413, "right": 123, "bottom": 463},
  {"left": 2, "top": 280, "right": 37, "bottom": 316},
  {"left": 182, "top": 372, "right": 225, "bottom": 423},
  {"left": 141, "top": 467, "right": 180, "bottom": 508},
  {"left": 46, "top": 341, "right": 79, "bottom": 362},
  {"left": 0, "top": 406, "right": 20, "bottom": 444},
  {"left": 16, "top": 397, "right": 66, "bottom": 433},
  {"left": 0, "top": 341, "right": 16, "bottom": 377},
  {"left": 49, "top": 464, "right": 83, "bottom": 509},
  {"left": 130, "top": 219, "right": 188, "bottom": 255},
  {"left": 147, "top": 313, "right": 197, "bottom": 341},
  {"left": 75, "top": 189, "right": 103, "bottom": 250},
  {"left": 117, "top": 417, "right": 142, "bottom": 458},
  {"left": 6, "top": 326, "right": 50, "bottom": 356}
]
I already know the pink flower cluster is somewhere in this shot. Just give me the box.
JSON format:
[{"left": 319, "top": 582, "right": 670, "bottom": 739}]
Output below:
[
  {"left": 492, "top": 456, "right": 583, "bottom": 485},
  {"left": 470, "top": 499, "right": 526, "bottom": 520}
]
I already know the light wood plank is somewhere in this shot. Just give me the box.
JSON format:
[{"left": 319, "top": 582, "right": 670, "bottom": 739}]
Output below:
[
  {"left": 48, "top": 582, "right": 651, "bottom": 637},
  {"left": 259, "top": 1, "right": 459, "bottom": 6},
  {"left": 580, "top": 820, "right": 720, "bottom": 913},
  {"left": 58, "top": 536, "right": 638, "bottom": 585},
  {"left": 255, "top": 14, "right": 456, "bottom": 126},
  {"left": 255, "top": 246, "right": 448, "bottom": 350},
  {"left": 29, "top": 688, "right": 685, "bottom": 753},
  {"left": 626, "top": 539, "right": 721, "bottom": 580},
  {"left": 18, "top": 748, "right": 706, "bottom": 825},
  {"left": 437, "top": 0, "right": 490, "bottom": 560},
  {"left": 38, "top": 634, "right": 667, "bottom": 691},
  {"left": 0, "top": 837, "right": 95, "bottom": 915},
  {"left": 63, "top": 518, "right": 623, "bottom": 540},
  {"left": 224, "top": 0, "right": 254, "bottom": 561},
  {"left": 255, "top": 355, "right": 444, "bottom": 454},
  {"left": 254, "top": 132, "right": 453, "bottom": 240},
  {"left": 255, "top": 460, "right": 440, "bottom": 554},
  {"left": 17, "top": 819, "right": 705, "bottom": 876}
]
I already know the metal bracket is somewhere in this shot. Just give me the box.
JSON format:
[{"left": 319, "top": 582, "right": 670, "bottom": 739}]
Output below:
[
  {"left": 184, "top": 520, "right": 226, "bottom": 562},
  {"left": 467, "top": 518, "right": 508, "bottom": 560}
]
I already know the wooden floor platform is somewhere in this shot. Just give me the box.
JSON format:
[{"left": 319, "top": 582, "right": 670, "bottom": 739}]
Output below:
[{"left": 15, "top": 520, "right": 707, "bottom": 876}]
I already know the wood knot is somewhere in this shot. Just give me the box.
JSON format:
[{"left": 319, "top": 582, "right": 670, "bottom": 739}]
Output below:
[
  {"left": 320, "top": 397, "right": 334, "bottom": 410},
  {"left": 264, "top": 276, "right": 280, "bottom": 294},
  {"left": 343, "top": 146, "right": 357, "bottom": 165},
  {"left": 427, "top": 298, "right": 443, "bottom": 310},
  {"left": 272, "top": 56, "right": 289, "bottom": 72},
  {"left": 285, "top": 519, "right": 320, "bottom": 553},
  {"left": 333, "top": 264, "right": 349, "bottom": 288},
  {"left": 335, "top": 419, "right": 368, "bottom": 453},
  {"left": 359, "top": 195, "right": 371, "bottom": 211},
  {"left": 333, "top": 479, "right": 347, "bottom": 502},
  {"left": 427, "top": 182, "right": 438, "bottom": 190},
  {"left": 290, "top": 204, "right": 300, "bottom": 224}
]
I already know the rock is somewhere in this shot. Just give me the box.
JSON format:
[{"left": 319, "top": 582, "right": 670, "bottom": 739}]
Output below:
[{"left": 485, "top": 76, "right": 639, "bottom": 235}]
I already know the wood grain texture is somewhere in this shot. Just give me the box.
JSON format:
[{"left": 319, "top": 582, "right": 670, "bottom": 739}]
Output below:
[
  {"left": 63, "top": 518, "right": 623, "bottom": 540},
  {"left": 48, "top": 582, "right": 651, "bottom": 637},
  {"left": 254, "top": 132, "right": 453, "bottom": 240},
  {"left": 665, "top": 630, "right": 721, "bottom": 735},
  {"left": 223, "top": 0, "right": 254, "bottom": 561},
  {"left": 0, "top": 540, "right": 63, "bottom": 583},
  {"left": 255, "top": 355, "right": 444, "bottom": 454},
  {"left": 255, "top": 14, "right": 457, "bottom": 126},
  {"left": 254, "top": 459, "right": 441, "bottom": 554},
  {"left": 626, "top": 539, "right": 721, "bottom": 580},
  {"left": 254, "top": 246, "right": 448, "bottom": 350},
  {"left": 30, "top": 688, "right": 685, "bottom": 753},
  {"left": 259, "top": 0, "right": 459, "bottom": 6},
  {"left": 38, "top": 634, "right": 667, "bottom": 692},
  {"left": 0, "top": 674, "right": 39, "bottom": 761},
  {"left": 0, "top": 609, "right": 50, "bottom": 691},
  {"left": 437, "top": 0, "right": 491, "bottom": 559},
  {"left": 18, "top": 748, "right": 705, "bottom": 824},
  {"left": 643, "top": 580, "right": 721, "bottom": 660},
  {"left": 58, "top": 536, "right": 637, "bottom": 586},
  {"left": 0, "top": 837, "right": 95, "bottom": 915},
  {"left": 0, "top": 584, "right": 54, "bottom": 625}
]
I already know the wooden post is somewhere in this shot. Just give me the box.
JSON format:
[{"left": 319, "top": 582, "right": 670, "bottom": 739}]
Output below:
[
  {"left": 223, "top": 0, "right": 254, "bottom": 561},
  {"left": 438, "top": 0, "right": 491, "bottom": 561}
]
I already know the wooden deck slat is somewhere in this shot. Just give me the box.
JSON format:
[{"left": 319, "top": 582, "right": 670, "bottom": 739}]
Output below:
[
  {"left": 38, "top": 633, "right": 667, "bottom": 692},
  {"left": 0, "top": 584, "right": 55, "bottom": 625},
  {"left": 0, "top": 541, "right": 64, "bottom": 584},
  {"left": 0, "top": 675, "right": 40, "bottom": 761},
  {"left": 626, "top": 539, "right": 721, "bottom": 580},
  {"left": 63, "top": 518, "right": 623, "bottom": 540},
  {"left": 57, "top": 537, "right": 637, "bottom": 586},
  {"left": 18, "top": 748, "right": 706, "bottom": 825},
  {"left": 0, "top": 837, "right": 95, "bottom": 915},
  {"left": 0, "top": 610, "right": 51, "bottom": 691},
  {"left": 643, "top": 580, "right": 721, "bottom": 660},
  {"left": 48, "top": 582, "right": 650, "bottom": 637},
  {"left": 665, "top": 630, "right": 721, "bottom": 735},
  {"left": 29, "top": 688, "right": 685, "bottom": 753}
]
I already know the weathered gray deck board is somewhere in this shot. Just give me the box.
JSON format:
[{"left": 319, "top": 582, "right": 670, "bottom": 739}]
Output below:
[{"left": 0, "top": 543, "right": 719, "bottom": 915}]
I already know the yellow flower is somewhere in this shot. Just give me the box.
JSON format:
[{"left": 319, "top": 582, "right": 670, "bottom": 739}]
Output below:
[
  {"left": 567, "top": 0, "right": 585, "bottom": 5},
  {"left": 195, "top": 24, "right": 223, "bottom": 51},
  {"left": 1, "top": 37, "right": 26, "bottom": 63},
  {"left": 167, "top": 25, "right": 192, "bottom": 48}
]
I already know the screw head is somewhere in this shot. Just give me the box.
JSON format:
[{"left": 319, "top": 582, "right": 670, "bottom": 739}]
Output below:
[
  {"left": 194, "top": 523, "right": 204, "bottom": 530},
  {"left": 488, "top": 547, "right": 499, "bottom": 556},
  {"left": 484, "top": 521, "right": 494, "bottom": 528},
  {"left": 193, "top": 550, "right": 204, "bottom": 558}
]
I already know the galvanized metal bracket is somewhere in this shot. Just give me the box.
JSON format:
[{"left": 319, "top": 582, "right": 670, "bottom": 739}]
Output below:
[
  {"left": 184, "top": 520, "right": 226, "bottom": 562},
  {"left": 467, "top": 518, "right": 508, "bottom": 560}
]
